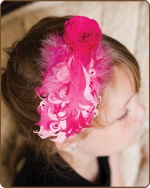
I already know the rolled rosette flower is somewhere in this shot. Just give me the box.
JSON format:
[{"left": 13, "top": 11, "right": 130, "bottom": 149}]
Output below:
[{"left": 63, "top": 16, "right": 102, "bottom": 53}]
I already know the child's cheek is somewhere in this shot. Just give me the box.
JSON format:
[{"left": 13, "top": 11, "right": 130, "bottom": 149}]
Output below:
[{"left": 134, "top": 116, "right": 138, "bottom": 123}]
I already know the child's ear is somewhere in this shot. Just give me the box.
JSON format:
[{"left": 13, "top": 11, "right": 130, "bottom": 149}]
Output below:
[
  {"left": 54, "top": 141, "right": 69, "bottom": 151},
  {"left": 55, "top": 142, "right": 63, "bottom": 150},
  {"left": 55, "top": 139, "right": 77, "bottom": 152}
]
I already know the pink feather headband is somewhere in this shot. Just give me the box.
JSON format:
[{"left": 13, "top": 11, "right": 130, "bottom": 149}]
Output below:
[{"left": 34, "top": 16, "right": 112, "bottom": 143}]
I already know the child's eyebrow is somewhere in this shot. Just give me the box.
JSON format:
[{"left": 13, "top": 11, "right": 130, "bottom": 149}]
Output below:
[{"left": 119, "top": 93, "right": 135, "bottom": 111}]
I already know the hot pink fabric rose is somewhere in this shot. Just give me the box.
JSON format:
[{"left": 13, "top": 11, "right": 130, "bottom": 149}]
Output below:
[{"left": 63, "top": 16, "right": 102, "bottom": 53}]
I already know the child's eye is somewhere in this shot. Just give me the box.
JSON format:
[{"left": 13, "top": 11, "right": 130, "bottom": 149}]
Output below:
[{"left": 118, "top": 108, "right": 131, "bottom": 121}]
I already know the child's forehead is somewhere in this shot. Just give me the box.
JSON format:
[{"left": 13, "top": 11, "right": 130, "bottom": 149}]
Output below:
[{"left": 100, "top": 67, "right": 135, "bottom": 122}]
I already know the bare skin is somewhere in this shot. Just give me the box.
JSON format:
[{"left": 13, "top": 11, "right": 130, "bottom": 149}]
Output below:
[{"left": 56, "top": 67, "right": 146, "bottom": 185}]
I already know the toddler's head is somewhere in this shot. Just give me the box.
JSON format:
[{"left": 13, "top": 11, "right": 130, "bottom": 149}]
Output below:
[{"left": 2, "top": 16, "right": 145, "bottom": 158}]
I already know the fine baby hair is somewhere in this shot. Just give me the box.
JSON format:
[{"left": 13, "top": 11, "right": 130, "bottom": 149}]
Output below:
[{"left": 2, "top": 15, "right": 142, "bottom": 186}]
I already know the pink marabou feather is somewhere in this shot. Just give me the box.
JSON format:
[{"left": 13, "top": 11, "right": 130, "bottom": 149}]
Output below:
[{"left": 34, "top": 34, "right": 112, "bottom": 143}]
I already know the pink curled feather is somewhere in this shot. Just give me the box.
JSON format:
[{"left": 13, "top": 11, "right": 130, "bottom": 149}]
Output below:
[
  {"left": 33, "top": 34, "right": 112, "bottom": 143},
  {"left": 34, "top": 16, "right": 112, "bottom": 143}
]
